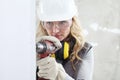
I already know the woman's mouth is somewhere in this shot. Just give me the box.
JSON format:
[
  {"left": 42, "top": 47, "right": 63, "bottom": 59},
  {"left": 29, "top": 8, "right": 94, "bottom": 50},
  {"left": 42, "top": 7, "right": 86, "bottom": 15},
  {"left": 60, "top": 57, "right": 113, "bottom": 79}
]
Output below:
[{"left": 54, "top": 35, "right": 62, "bottom": 40}]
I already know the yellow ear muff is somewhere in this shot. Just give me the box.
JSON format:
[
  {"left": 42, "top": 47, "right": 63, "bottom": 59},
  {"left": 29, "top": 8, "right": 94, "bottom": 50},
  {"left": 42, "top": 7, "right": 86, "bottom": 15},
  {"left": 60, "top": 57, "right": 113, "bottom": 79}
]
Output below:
[
  {"left": 63, "top": 42, "right": 69, "bottom": 59},
  {"left": 50, "top": 42, "right": 69, "bottom": 60}
]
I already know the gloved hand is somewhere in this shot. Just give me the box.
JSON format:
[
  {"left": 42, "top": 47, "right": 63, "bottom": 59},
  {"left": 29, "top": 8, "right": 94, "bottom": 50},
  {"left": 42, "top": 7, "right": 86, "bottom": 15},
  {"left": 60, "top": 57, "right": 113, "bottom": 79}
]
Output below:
[
  {"left": 56, "top": 63, "right": 67, "bottom": 80},
  {"left": 37, "top": 56, "right": 59, "bottom": 80},
  {"left": 37, "top": 56, "right": 70, "bottom": 80},
  {"left": 36, "top": 36, "right": 62, "bottom": 52},
  {"left": 56, "top": 64, "right": 74, "bottom": 80}
]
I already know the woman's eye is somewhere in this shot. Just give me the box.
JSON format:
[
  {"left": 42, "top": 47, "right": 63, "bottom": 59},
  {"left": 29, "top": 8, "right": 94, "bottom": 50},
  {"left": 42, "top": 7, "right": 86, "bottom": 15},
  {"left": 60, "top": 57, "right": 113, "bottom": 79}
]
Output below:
[
  {"left": 60, "top": 21, "right": 66, "bottom": 24},
  {"left": 46, "top": 22, "right": 52, "bottom": 25}
]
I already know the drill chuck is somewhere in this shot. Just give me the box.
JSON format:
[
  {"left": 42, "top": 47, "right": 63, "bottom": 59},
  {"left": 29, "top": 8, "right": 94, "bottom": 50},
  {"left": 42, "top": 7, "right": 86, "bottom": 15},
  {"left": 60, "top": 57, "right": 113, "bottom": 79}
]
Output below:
[{"left": 36, "top": 42, "right": 56, "bottom": 54}]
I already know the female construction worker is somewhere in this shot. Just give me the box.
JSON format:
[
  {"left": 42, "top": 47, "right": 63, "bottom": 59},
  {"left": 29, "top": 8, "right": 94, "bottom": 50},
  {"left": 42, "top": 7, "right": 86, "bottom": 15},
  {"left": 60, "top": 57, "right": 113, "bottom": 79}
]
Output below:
[{"left": 36, "top": 0, "right": 94, "bottom": 80}]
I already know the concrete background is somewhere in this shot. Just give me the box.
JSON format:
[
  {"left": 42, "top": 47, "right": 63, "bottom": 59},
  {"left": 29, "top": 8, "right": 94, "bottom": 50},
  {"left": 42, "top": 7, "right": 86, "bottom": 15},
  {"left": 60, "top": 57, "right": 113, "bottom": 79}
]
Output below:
[{"left": 75, "top": 0, "right": 120, "bottom": 80}]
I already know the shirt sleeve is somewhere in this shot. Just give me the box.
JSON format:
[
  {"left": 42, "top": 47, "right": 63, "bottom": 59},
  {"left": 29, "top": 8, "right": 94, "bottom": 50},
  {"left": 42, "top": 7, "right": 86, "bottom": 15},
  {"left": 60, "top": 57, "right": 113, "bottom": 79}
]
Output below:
[{"left": 76, "top": 48, "right": 94, "bottom": 80}]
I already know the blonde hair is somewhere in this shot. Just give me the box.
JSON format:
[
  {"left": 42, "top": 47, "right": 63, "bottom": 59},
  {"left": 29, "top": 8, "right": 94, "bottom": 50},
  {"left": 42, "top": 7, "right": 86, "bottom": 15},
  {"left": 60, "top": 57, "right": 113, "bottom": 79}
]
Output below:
[
  {"left": 36, "top": 16, "right": 85, "bottom": 70},
  {"left": 70, "top": 16, "right": 85, "bottom": 70}
]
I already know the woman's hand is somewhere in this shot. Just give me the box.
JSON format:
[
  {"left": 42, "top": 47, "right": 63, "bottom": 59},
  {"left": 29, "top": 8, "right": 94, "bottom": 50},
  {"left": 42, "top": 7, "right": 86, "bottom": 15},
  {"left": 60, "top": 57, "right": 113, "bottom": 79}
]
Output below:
[
  {"left": 36, "top": 36, "right": 62, "bottom": 52},
  {"left": 37, "top": 56, "right": 58, "bottom": 80},
  {"left": 37, "top": 56, "right": 73, "bottom": 80}
]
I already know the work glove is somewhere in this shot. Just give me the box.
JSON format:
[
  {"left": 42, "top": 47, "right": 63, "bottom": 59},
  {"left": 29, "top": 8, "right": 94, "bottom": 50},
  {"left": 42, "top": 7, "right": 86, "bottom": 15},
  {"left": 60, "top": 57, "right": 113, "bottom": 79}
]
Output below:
[
  {"left": 37, "top": 56, "right": 58, "bottom": 80},
  {"left": 56, "top": 63, "right": 67, "bottom": 80},
  {"left": 37, "top": 56, "right": 73, "bottom": 80},
  {"left": 36, "top": 36, "right": 62, "bottom": 52},
  {"left": 56, "top": 64, "right": 74, "bottom": 80}
]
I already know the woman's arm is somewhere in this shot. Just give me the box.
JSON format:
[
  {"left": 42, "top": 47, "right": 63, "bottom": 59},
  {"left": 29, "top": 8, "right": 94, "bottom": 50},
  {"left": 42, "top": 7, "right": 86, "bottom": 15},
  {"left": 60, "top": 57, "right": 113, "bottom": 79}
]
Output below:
[{"left": 76, "top": 48, "right": 94, "bottom": 80}]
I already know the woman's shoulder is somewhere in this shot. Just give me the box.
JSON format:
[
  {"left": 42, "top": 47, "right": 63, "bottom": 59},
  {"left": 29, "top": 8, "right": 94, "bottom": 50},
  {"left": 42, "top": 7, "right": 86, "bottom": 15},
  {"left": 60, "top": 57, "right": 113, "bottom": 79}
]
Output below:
[{"left": 78, "top": 42, "right": 93, "bottom": 59}]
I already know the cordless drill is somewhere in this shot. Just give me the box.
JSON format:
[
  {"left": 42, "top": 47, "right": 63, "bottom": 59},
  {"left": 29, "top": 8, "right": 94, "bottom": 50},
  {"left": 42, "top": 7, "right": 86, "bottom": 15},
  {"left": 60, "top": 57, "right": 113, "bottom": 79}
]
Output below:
[
  {"left": 36, "top": 41, "right": 56, "bottom": 80},
  {"left": 36, "top": 41, "right": 56, "bottom": 58}
]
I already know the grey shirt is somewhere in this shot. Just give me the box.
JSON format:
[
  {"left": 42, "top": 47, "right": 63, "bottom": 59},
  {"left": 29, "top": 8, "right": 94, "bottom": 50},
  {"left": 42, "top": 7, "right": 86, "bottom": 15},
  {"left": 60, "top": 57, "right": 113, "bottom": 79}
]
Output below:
[{"left": 64, "top": 43, "right": 94, "bottom": 80}]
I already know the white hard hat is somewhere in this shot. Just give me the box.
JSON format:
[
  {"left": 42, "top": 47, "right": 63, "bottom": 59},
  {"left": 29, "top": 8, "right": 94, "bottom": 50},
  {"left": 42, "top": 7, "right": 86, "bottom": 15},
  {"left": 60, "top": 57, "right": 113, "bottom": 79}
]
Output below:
[{"left": 37, "top": 0, "right": 77, "bottom": 21}]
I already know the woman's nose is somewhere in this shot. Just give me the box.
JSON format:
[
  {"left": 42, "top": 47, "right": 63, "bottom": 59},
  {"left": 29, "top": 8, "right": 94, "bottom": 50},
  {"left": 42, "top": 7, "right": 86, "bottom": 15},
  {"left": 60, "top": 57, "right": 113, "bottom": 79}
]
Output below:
[{"left": 52, "top": 25, "right": 60, "bottom": 33}]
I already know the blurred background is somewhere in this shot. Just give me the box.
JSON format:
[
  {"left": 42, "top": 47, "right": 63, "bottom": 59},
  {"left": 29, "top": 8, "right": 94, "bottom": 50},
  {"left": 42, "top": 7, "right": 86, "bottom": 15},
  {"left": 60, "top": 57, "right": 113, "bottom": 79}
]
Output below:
[{"left": 75, "top": 0, "right": 120, "bottom": 80}]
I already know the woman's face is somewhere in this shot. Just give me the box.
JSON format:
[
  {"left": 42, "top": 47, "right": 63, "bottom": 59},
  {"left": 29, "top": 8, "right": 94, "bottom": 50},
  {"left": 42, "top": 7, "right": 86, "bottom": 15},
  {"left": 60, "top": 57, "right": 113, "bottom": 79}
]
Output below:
[{"left": 42, "top": 19, "right": 72, "bottom": 41}]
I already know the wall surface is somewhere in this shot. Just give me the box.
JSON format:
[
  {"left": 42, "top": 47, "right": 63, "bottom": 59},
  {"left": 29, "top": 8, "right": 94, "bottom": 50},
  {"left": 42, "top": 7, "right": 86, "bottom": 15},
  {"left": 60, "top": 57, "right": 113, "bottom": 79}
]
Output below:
[
  {"left": 0, "top": 0, "right": 36, "bottom": 80},
  {"left": 75, "top": 0, "right": 120, "bottom": 80}
]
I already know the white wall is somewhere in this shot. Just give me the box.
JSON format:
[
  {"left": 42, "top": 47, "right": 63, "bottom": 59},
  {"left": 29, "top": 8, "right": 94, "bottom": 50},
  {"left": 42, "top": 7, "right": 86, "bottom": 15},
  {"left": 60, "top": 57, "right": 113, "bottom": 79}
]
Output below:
[{"left": 0, "top": 0, "right": 36, "bottom": 80}]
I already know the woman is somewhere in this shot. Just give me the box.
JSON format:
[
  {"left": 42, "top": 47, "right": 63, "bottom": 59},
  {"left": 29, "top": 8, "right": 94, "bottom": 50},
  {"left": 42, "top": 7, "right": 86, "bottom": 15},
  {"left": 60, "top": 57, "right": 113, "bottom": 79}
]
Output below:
[{"left": 36, "top": 0, "right": 94, "bottom": 80}]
